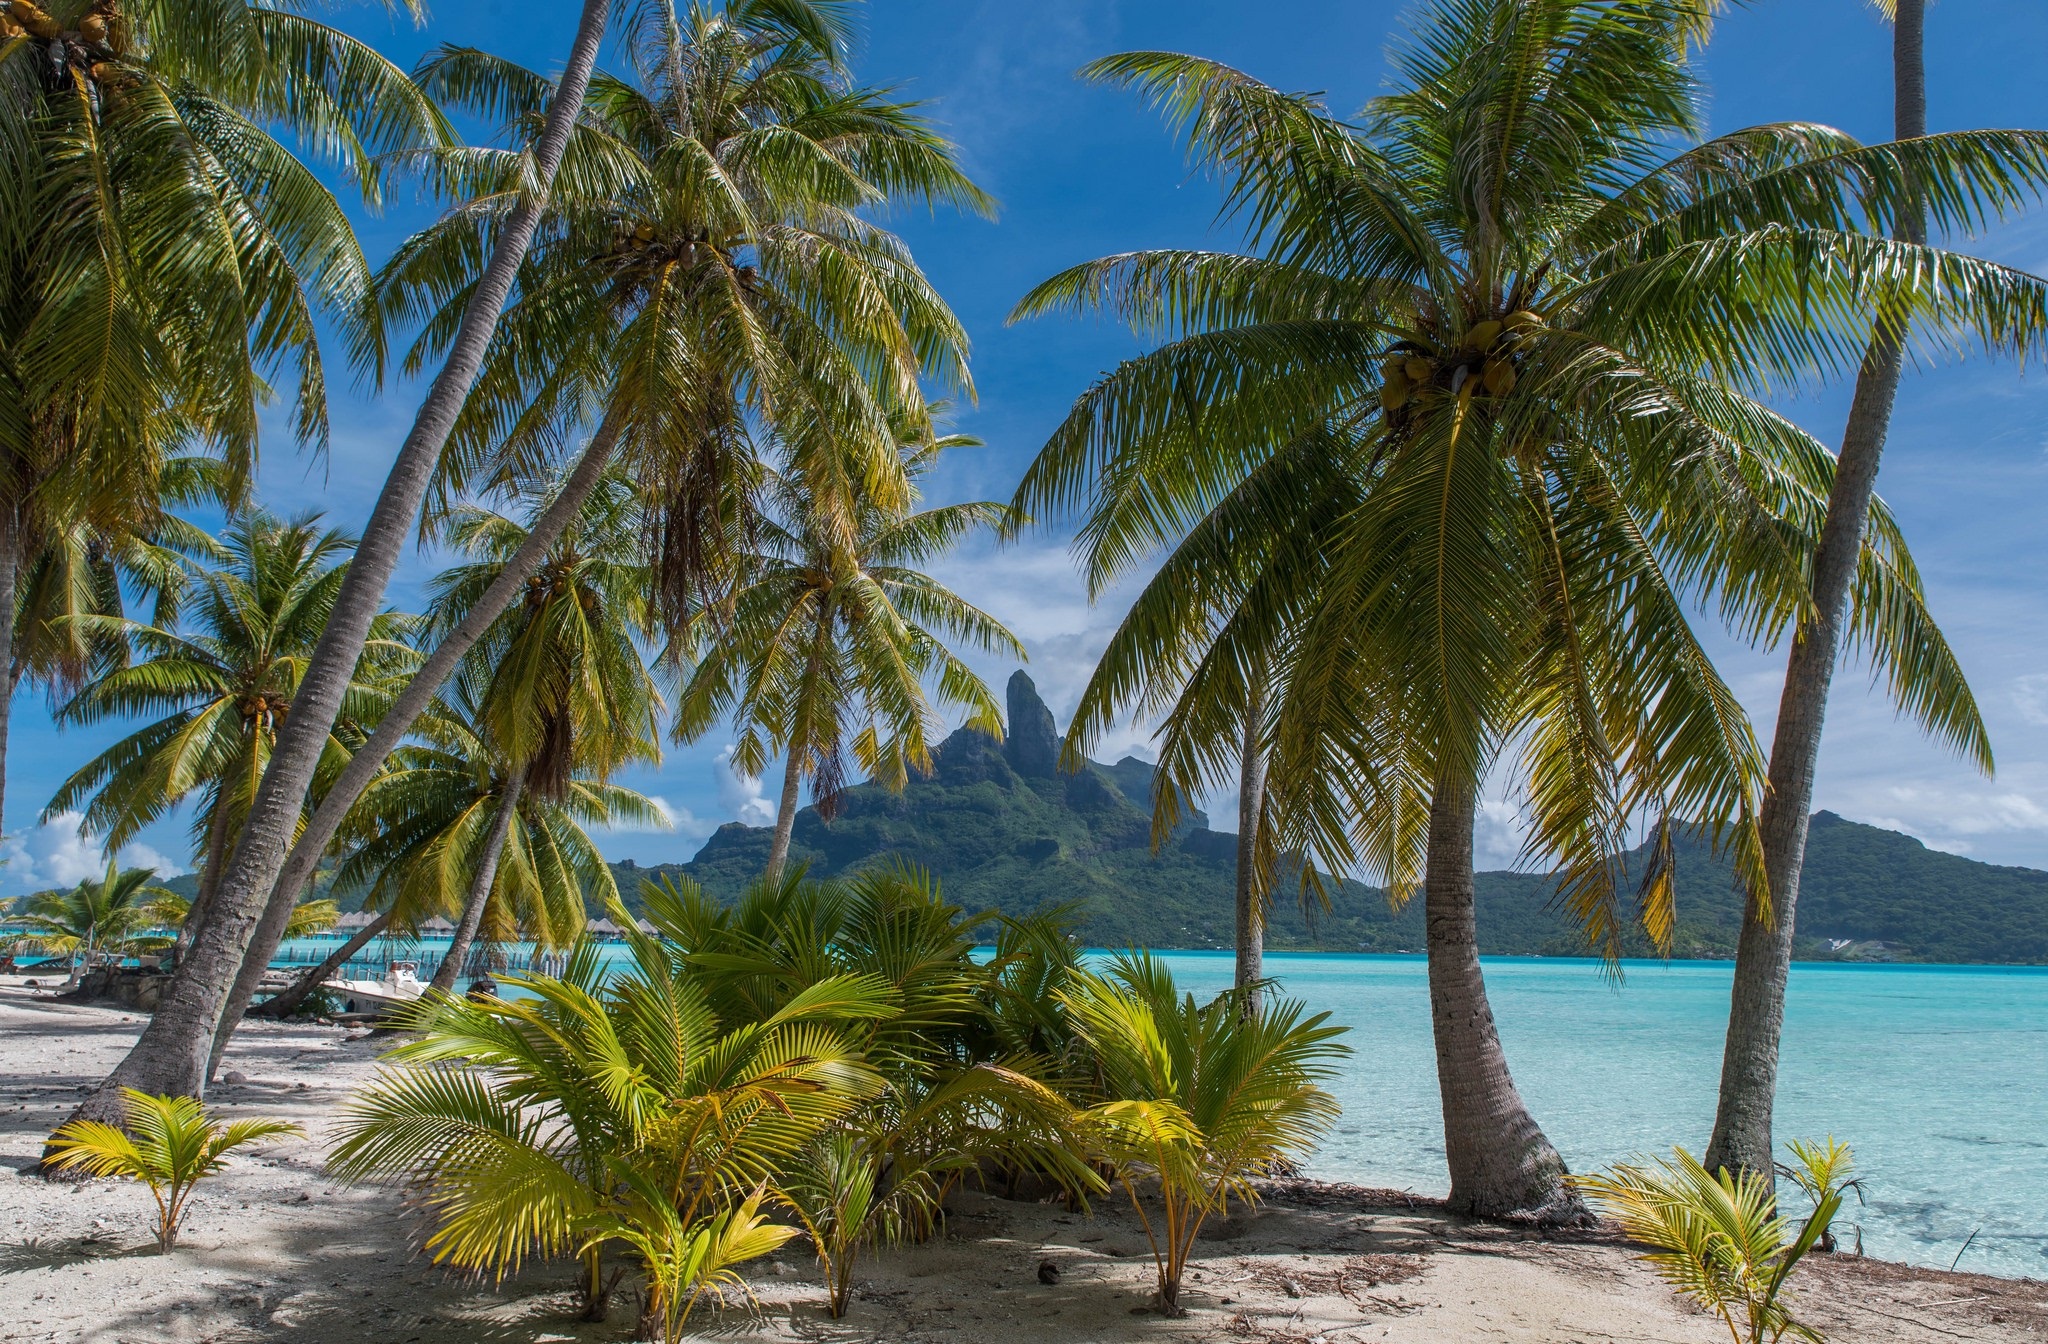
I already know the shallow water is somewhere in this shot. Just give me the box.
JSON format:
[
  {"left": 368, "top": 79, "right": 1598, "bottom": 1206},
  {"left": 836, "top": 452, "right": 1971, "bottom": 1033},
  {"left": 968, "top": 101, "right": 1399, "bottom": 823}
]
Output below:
[{"left": 285, "top": 939, "right": 2048, "bottom": 1278}]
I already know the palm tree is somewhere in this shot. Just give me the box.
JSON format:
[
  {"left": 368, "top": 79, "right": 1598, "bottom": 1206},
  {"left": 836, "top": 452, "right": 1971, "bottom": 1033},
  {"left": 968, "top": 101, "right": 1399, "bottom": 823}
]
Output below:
[
  {"left": 336, "top": 690, "right": 660, "bottom": 996},
  {"left": 672, "top": 431, "right": 1022, "bottom": 879},
  {"left": 0, "top": 858, "right": 178, "bottom": 976},
  {"left": 45, "top": 513, "right": 417, "bottom": 959},
  {"left": 256, "top": 674, "right": 654, "bottom": 1023},
  {"left": 156, "top": 0, "right": 986, "bottom": 1113},
  {"left": 80, "top": 0, "right": 612, "bottom": 1118},
  {"left": 215, "top": 470, "right": 663, "bottom": 1032},
  {"left": 1705, "top": 0, "right": 1934, "bottom": 1183},
  {"left": 0, "top": 0, "right": 447, "bottom": 831},
  {"left": 1017, "top": 0, "right": 2046, "bottom": 1218}
]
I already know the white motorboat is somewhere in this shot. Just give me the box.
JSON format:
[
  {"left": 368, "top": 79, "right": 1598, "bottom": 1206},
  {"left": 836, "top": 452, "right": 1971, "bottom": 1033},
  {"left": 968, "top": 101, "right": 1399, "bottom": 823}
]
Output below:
[{"left": 325, "top": 961, "right": 428, "bottom": 1013}]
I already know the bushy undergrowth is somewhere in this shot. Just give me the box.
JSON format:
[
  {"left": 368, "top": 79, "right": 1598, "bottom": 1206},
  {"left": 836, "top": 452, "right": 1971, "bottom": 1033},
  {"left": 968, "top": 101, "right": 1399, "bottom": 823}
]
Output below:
[{"left": 329, "top": 866, "right": 1348, "bottom": 1334}]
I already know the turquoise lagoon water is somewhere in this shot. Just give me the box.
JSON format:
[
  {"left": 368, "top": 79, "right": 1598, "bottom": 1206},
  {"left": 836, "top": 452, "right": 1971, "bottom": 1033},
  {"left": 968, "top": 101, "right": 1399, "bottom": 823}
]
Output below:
[{"left": 286, "top": 940, "right": 2048, "bottom": 1278}]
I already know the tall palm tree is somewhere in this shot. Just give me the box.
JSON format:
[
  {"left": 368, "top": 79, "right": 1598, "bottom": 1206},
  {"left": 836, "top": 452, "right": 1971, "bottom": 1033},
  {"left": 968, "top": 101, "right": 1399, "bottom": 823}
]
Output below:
[
  {"left": 338, "top": 690, "right": 659, "bottom": 991},
  {"left": 0, "top": 0, "right": 447, "bottom": 831},
  {"left": 213, "top": 469, "right": 664, "bottom": 1033},
  {"left": 412, "top": 472, "right": 661, "bottom": 995},
  {"left": 673, "top": 430, "right": 1022, "bottom": 880},
  {"left": 45, "top": 513, "right": 417, "bottom": 958},
  {"left": 0, "top": 858, "right": 176, "bottom": 975},
  {"left": 1706, "top": 0, "right": 1936, "bottom": 1182},
  {"left": 165, "top": 0, "right": 987, "bottom": 1113},
  {"left": 1017, "top": 0, "right": 2046, "bottom": 1218},
  {"left": 81, "top": 0, "right": 612, "bottom": 1119}
]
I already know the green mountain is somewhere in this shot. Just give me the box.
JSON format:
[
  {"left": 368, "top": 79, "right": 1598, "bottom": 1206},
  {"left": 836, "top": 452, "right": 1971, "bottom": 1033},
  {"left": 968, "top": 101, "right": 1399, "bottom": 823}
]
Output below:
[{"left": 606, "top": 673, "right": 2045, "bottom": 964}]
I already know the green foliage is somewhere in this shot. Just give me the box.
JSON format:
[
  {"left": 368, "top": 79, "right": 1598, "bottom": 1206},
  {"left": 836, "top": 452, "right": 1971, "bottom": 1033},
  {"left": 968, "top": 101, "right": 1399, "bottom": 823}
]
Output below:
[
  {"left": 327, "top": 933, "right": 892, "bottom": 1318},
  {"left": 42, "top": 1088, "right": 301, "bottom": 1251},
  {"left": 1061, "top": 952, "right": 1350, "bottom": 1314},
  {"left": 1013, "top": 0, "right": 2048, "bottom": 966},
  {"left": 0, "top": 858, "right": 178, "bottom": 966},
  {"left": 1576, "top": 1142, "right": 1858, "bottom": 1344},
  {"left": 670, "top": 423, "right": 1022, "bottom": 860},
  {"left": 46, "top": 513, "right": 419, "bottom": 879},
  {"left": 379, "top": 0, "right": 987, "bottom": 634}
]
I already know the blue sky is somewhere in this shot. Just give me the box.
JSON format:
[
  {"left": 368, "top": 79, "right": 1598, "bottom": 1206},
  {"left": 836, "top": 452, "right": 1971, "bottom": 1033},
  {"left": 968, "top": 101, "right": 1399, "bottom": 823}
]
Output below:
[{"left": 9, "top": 0, "right": 2048, "bottom": 892}]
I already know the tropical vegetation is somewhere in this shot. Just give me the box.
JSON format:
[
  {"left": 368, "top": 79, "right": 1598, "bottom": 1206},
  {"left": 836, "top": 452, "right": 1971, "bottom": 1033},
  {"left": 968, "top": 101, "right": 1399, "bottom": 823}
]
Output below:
[
  {"left": 2, "top": 0, "right": 2043, "bottom": 1333},
  {"left": 1011, "top": 0, "right": 2046, "bottom": 1219},
  {"left": 42, "top": 1087, "right": 302, "bottom": 1251},
  {"left": 0, "top": 858, "right": 176, "bottom": 971},
  {"left": 1576, "top": 1139, "right": 1860, "bottom": 1344}
]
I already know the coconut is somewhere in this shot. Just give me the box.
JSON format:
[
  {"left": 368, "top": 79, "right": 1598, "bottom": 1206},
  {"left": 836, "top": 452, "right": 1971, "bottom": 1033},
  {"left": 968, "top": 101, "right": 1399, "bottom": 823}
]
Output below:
[
  {"left": 80, "top": 14, "right": 106, "bottom": 42},
  {"left": 1482, "top": 359, "right": 1516, "bottom": 397},
  {"left": 7, "top": 1, "right": 59, "bottom": 39},
  {"left": 1380, "top": 379, "right": 1410, "bottom": 413},
  {"left": 1465, "top": 319, "right": 1503, "bottom": 352},
  {"left": 1402, "top": 357, "right": 1433, "bottom": 384},
  {"left": 1504, "top": 309, "right": 1545, "bottom": 332}
]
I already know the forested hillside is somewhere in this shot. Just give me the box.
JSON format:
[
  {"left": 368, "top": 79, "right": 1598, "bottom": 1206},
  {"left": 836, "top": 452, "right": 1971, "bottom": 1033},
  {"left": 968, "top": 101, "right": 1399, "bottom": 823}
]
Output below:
[{"left": 607, "top": 675, "right": 2048, "bottom": 964}]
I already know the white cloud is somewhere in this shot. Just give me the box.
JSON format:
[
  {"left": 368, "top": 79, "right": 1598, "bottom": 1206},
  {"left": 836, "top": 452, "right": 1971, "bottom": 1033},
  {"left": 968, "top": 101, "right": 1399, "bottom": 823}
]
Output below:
[
  {"left": 2014, "top": 674, "right": 2048, "bottom": 727},
  {"left": 593, "top": 794, "right": 718, "bottom": 843},
  {"left": 0, "top": 812, "right": 185, "bottom": 896},
  {"left": 716, "top": 747, "right": 778, "bottom": 827}
]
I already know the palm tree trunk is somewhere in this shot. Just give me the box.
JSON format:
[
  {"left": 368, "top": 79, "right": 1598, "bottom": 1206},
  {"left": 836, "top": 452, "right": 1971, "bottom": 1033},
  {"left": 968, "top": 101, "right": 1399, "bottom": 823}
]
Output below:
[
  {"left": 205, "top": 407, "right": 628, "bottom": 1068},
  {"left": 764, "top": 747, "right": 804, "bottom": 883},
  {"left": 56, "top": 0, "right": 614, "bottom": 1129},
  {"left": 1233, "top": 680, "right": 1268, "bottom": 1014},
  {"left": 1425, "top": 774, "right": 1581, "bottom": 1222},
  {"left": 430, "top": 777, "right": 523, "bottom": 997},
  {"left": 173, "top": 800, "right": 233, "bottom": 960},
  {"left": 255, "top": 911, "right": 392, "bottom": 1020},
  {"left": 0, "top": 501, "right": 19, "bottom": 836},
  {"left": 1706, "top": 0, "right": 1925, "bottom": 1182}
]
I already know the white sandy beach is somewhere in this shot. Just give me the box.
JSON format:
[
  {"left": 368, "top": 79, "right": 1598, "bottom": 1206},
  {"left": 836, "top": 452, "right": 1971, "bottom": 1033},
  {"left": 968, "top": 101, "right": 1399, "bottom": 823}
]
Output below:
[{"left": 0, "top": 983, "right": 2036, "bottom": 1344}]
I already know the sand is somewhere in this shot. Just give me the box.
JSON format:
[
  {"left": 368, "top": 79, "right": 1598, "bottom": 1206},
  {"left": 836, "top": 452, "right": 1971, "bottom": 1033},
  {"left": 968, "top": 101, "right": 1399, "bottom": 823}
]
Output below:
[{"left": 0, "top": 981, "right": 2037, "bottom": 1344}]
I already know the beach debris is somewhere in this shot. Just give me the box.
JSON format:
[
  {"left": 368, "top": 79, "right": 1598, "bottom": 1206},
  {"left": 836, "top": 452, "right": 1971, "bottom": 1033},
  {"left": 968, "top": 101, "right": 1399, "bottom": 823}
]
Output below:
[
  {"left": 1038, "top": 1259, "right": 1061, "bottom": 1284},
  {"left": 1282, "top": 1277, "right": 1305, "bottom": 1298},
  {"left": 222, "top": 1070, "right": 248, "bottom": 1085}
]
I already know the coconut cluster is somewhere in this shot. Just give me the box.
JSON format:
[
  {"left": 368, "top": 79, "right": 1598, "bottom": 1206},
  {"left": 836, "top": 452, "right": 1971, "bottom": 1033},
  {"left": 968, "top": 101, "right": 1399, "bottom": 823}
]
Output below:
[
  {"left": 1, "top": 2, "right": 126, "bottom": 86},
  {"left": 1377, "top": 309, "right": 1546, "bottom": 425}
]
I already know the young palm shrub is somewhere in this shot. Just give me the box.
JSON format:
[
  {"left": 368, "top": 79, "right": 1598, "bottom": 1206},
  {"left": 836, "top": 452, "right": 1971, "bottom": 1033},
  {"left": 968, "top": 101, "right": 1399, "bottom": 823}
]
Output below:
[
  {"left": 327, "top": 931, "right": 891, "bottom": 1323},
  {"left": 1060, "top": 953, "right": 1350, "bottom": 1315},
  {"left": 1576, "top": 1143, "right": 1856, "bottom": 1344},
  {"left": 781, "top": 1062, "right": 1096, "bottom": 1317},
  {"left": 582, "top": 1178, "right": 795, "bottom": 1343},
  {"left": 42, "top": 1089, "right": 301, "bottom": 1250}
]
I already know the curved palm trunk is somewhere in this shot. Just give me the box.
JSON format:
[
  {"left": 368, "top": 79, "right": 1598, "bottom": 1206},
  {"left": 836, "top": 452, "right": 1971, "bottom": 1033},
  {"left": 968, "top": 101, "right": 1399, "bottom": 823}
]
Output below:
[
  {"left": 57, "top": 0, "right": 614, "bottom": 1129},
  {"left": 255, "top": 911, "right": 392, "bottom": 1020},
  {"left": 1706, "top": 0, "right": 1925, "bottom": 1181},
  {"left": 0, "top": 502, "right": 19, "bottom": 834},
  {"left": 429, "top": 777, "right": 523, "bottom": 997},
  {"left": 1233, "top": 680, "right": 1268, "bottom": 1015},
  {"left": 206, "top": 408, "right": 627, "bottom": 1066},
  {"left": 763, "top": 747, "right": 804, "bottom": 883},
  {"left": 1425, "top": 775, "right": 1580, "bottom": 1222}
]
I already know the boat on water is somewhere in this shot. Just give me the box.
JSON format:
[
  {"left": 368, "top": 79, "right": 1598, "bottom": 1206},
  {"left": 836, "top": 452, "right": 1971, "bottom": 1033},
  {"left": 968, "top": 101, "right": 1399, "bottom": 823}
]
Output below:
[{"left": 325, "top": 961, "right": 428, "bottom": 1013}]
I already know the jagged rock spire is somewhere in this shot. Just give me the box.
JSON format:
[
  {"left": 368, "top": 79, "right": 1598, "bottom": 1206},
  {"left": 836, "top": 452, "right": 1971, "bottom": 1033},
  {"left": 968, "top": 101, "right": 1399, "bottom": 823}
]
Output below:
[{"left": 1005, "top": 671, "right": 1063, "bottom": 778}]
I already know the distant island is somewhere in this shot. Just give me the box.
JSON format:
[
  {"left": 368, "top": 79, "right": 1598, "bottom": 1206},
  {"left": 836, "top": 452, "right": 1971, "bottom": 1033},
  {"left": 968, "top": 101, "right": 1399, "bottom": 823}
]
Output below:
[{"left": 604, "top": 673, "right": 2048, "bottom": 966}]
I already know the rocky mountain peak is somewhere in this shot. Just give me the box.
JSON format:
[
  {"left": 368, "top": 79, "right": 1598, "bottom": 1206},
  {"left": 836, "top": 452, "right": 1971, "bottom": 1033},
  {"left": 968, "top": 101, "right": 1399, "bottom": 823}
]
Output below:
[{"left": 1005, "top": 671, "right": 1064, "bottom": 778}]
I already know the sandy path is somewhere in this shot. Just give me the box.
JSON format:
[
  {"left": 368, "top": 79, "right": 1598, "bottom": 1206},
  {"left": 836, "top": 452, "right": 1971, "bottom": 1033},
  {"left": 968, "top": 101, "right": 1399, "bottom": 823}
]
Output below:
[{"left": 0, "top": 983, "right": 2035, "bottom": 1344}]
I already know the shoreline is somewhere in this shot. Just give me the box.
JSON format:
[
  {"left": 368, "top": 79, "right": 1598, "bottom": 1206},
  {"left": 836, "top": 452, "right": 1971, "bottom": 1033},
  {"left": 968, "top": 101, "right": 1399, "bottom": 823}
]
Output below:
[{"left": 0, "top": 984, "right": 2038, "bottom": 1343}]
